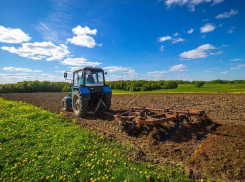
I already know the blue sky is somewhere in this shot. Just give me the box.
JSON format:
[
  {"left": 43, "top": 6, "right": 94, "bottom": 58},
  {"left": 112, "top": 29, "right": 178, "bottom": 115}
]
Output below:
[{"left": 0, "top": 0, "right": 244, "bottom": 83}]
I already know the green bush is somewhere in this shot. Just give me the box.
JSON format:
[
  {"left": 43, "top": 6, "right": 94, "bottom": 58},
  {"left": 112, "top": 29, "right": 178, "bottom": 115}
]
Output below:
[
  {"left": 194, "top": 81, "right": 205, "bottom": 88},
  {"left": 163, "top": 81, "right": 178, "bottom": 89},
  {"left": 62, "top": 85, "right": 71, "bottom": 92}
]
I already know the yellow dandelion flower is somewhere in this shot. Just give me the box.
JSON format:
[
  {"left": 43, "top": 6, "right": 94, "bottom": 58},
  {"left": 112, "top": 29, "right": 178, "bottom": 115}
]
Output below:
[
  {"left": 46, "top": 176, "right": 50, "bottom": 180},
  {"left": 77, "top": 171, "right": 81, "bottom": 174},
  {"left": 51, "top": 174, "right": 54, "bottom": 178}
]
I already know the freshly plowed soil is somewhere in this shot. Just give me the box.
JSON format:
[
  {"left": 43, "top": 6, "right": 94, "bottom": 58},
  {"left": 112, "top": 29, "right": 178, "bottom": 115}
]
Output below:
[{"left": 1, "top": 93, "right": 245, "bottom": 181}]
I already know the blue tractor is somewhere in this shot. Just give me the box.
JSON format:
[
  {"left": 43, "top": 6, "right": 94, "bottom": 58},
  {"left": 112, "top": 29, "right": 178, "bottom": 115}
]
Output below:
[{"left": 61, "top": 67, "right": 112, "bottom": 117}]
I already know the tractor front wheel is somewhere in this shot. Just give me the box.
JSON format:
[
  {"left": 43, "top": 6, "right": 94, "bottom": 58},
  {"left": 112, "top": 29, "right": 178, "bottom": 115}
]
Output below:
[
  {"left": 72, "top": 91, "right": 89, "bottom": 117},
  {"left": 61, "top": 98, "right": 70, "bottom": 111}
]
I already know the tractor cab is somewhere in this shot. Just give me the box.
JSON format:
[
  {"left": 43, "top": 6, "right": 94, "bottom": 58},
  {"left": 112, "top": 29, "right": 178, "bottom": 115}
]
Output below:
[
  {"left": 73, "top": 67, "right": 106, "bottom": 87},
  {"left": 62, "top": 67, "right": 112, "bottom": 116}
]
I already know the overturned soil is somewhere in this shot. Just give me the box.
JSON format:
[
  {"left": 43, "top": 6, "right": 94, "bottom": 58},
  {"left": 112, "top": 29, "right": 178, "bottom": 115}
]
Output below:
[{"left": 1, "top": 93, "right": 245, "bottom": 181}]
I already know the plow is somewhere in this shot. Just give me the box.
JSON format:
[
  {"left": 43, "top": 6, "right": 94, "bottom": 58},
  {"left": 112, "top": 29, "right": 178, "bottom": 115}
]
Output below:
[{"left": 104, "top": 107, "right": 206, "bottom": 135}]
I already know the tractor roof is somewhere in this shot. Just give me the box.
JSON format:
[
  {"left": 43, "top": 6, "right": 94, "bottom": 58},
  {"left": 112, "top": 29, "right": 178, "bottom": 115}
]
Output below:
[{"left": 73, "top": 67, "right": 104, "bottom": 73}]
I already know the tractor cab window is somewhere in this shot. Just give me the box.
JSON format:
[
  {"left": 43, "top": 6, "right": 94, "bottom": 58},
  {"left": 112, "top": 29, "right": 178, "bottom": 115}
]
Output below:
[
  {"left": 85, "top": 71, "right": 104, "bottom": 86},
  {"left": 74, "top": 71, "right": 84, "bottom": 87}
]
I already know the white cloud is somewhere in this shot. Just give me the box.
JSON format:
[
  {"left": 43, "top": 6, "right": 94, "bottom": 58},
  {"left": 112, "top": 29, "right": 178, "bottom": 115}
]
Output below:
[
  {"left": 230, "top": 59, "right": 243, "bottom": 62},
  {"left": 216, "top": 9, "right": 238, "bottom": 19},
  {"left": 3, "top": 67, "right": 42, "bottom": 72},
  {"left": 67, "top": 26, "right": 98, "bottom": 48},
  {"left": 221, "top": 44, "right": 228, "bottom": 47},
  {"left": 200, "top": 23, "right": 216, "bottom": 33},
  {"left": 104, "top": 66, "right": 137, "bottom": 80},
  {"left": 103, "top": 66, "right": 136, "bottom": 75},
  {"left": 0, "top": 73, "right": 62, "bottom": 84},
  {"left": 238, "top": 64, "right": 245, "bottom": 68},
  {"left": 147, "top": 70, "right": 168, "bottom": 79},
  {"left": 158, "top": 36, "right": 184, "bottom": 44},
  {"left": 60, "top": 58, "right": 101, "bottom": 67},
  {"left": 0, "top": 73, "right": 13, "bottom": 77},
  {"left": 0, "top": 25, "right": 31, "bottom": 44},
  {"left": 220, "top": 71, "right": 228, "bottom": 74},
  {"left": 187, "top": 28, "right": 194, "bottom": 34},
  {"left": 173, "top": 33, "right": 179, "bottom": 37},
  {"left": 212, "top": 0, "right": 224, "bottom": 5},
  {"left": 170, "top": 64, "right": 186, "bottom": 71},
  {"left": 172, "top": 38, "right": 185, "bottom": 44},
  {"left": 219, "top": 23, "right": 225, "bottom": 27},
  {"left": 41, "top": 73, "right": 57, "bottom": 78},
  {"left": 55, "top": 70, "right": 65, "bottom": 73},
  {"left": 159, "top": 45, "right": 164, "bottom": 52},
  {"left": 205, "top": 67, "right": 220, "bottom": 72},
  {"left": 210, "top": 68, "right": 220, "bottom": 70},
  {"left": 158, "top": 36, "right": 172, "bottom": 42},
  {"left": 180, "top": 44, "right": 216, "bottom": 59},
  {"left": 55, "top": 66, "right": 59, "bottom": 68},
  {"left": 164, "top": 0, "right": 223, "bottom": 11},
  {"left": 227, "top": 26, "right": 235, "bottom": 34},
  {"left": 1, "top": 41, "right": 69, "bottom": 61},
  {"left": 231, "top": 64, "right": 245, "bottom": 70},
  {"left": 148, "top": 71, "right": 168, "bottom": 74},
  {"left": 209, "top": 51, "right": 223, "bottom": 55},
  {"left": 202, "top": 19, "right": 209, "bottom": 22}
]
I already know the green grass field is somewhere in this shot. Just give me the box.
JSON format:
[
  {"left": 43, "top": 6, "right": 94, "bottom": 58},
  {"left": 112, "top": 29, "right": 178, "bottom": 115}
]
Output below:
[
  {"left": 112, "top": 84, "right": 245, "bottom": 94},
  {"left": 0, "top": 98, "right": 202, "bottom": 182}
]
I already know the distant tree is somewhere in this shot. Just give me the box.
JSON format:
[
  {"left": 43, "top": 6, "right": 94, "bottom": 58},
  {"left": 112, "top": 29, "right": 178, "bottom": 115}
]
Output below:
[
  {"left": 164, "top": 81, "right": 178, "bottom": 89},
  {"left": 62, "top": 85, "right": 71, "bottom": 92},
  {"left": 194, "top": 81, "right": 205, "bottom": 88},
  {"left": 27, "top": 81, "right": 42, "bottom": 92}
]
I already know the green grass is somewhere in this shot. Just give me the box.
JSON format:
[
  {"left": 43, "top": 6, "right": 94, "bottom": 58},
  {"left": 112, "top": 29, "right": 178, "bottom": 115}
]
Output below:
[
  {"left": 0, "top": 98, "right": 199, "bottom": 182},
  {"left": 112, "top": 84, "right": 245, "bottom": 94}
]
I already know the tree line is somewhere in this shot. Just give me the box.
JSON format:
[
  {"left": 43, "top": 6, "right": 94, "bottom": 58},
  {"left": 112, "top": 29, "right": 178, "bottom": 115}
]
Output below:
[
  {"left": 0, "top": 79, "right": 244, "bottom": 93},
  {"left": 0, "top": 81, "right": 70, "bottom": 93},
  {"left": 106, "top": 80, "right": 178, "bottom": 91}
]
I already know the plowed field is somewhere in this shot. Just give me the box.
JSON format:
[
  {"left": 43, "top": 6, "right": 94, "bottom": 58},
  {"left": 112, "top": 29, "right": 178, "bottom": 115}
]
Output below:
[{"left": 1, "top": 93, "right": 245, "bottom": 181}]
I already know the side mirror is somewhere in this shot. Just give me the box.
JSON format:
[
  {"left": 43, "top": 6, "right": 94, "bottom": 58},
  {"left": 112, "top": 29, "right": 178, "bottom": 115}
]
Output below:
[
  {"left": 64, "top": 72, "right": 67, "bottom": 78},
  {"left": 105, "top": 72, "right": 107, "bottom": 75}
]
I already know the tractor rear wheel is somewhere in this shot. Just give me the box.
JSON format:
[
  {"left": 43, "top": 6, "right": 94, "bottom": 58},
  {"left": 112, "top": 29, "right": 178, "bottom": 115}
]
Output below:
[{"left": 72, "top": 91, "right": 89, "bottom": 117}]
